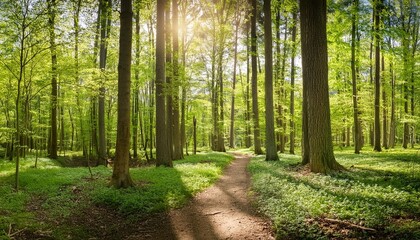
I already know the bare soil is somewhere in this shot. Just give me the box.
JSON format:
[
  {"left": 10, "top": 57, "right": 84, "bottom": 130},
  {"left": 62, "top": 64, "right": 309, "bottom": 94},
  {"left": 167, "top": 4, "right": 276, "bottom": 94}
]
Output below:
[{"left": 127, "top": 153, "right": 274, "bottom": 240}]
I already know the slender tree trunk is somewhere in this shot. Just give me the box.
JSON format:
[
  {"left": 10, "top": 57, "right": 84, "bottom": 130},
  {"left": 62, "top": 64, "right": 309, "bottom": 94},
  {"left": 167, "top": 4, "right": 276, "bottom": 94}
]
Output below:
[
  {"left": 48, "top": 0, "right": 58, "bottom": 159},
  {"left": 264, "top": 0, "right": 278, "bottom": 161},
  {"left": 389, "top": 60, "right": 396, "bottom": 148},
  {"left": 250, "top": 0, "right": 262, "bottom": 154},
  {"left": 351, "top": 0, "right": 361, "bottom": 154},
  {"left": 180, "top": 2, "right": 187, "bottom": 156},
  {"left": 132, "top": 4, "right": 140, "bottom": 159},
  {"left": 245, "top": 20, "right": 251, "bottom": 148},
  {"left": 172, "top": 0, "right": 182, "bottom": 159},
  {"left": 381, "top": 55, "right": 388, "bottom": 149},
  {"left": 156, "top": 0, "right": 172, "bottom": 167},
  {"left": 373, "top": 0, "right": 382, "bottom": 152},
  {"left": 229, "top": 6, "right": 240, "bottom": 149},
  {"left": 165, "top": 0, "right": 174, "bottom": 159},
  {"left": 98, "top": 0, "right": 111, "bottom": 164},
  {"left": 193, "top": 116, "right": 197, "bottom": 155},
  {"left": 110, "top": 0, "right": 134, "bottom": 188},
  {"left": 289, "top": 11, "right": 297, "bottom": 155}
]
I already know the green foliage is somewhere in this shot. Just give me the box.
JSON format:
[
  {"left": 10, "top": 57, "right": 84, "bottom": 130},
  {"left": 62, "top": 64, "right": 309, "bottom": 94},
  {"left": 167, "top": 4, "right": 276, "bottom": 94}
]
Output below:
[
  {"left": 249, "top": 149, "right": 420, "bottom": 239},
  {"left": 0, "top": 152, "right": 232, "bottom": 238}
]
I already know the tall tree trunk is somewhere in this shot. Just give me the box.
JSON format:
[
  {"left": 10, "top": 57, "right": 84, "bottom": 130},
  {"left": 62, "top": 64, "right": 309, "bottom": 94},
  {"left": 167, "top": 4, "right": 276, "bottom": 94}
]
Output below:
[
  {"left": 245, "top": 20, "right": 251, "bottom": 148},
  {"left": 180, "top": 0, "right": 187, "bottom": 156},
  {"left": 172, "top": 0, "right": 182, "bottom": 159},
  {"left": 229, "top": 5, "right": 240, "bottom": 149},
  {"left": 250, "top": 0, "right": 263, "bottom": 154},
  {"left": 264, "top": 0, "right": 278, "bottom": 161},
  {"left": 48, "top": 0, "right": 58, "bottom": 159},
  {"left": 351, "top": 0, "right": 361, "bottom": 154},
  {"left": 381, "top": 55, "right": 388, "bottom": 149},
  {"left": 373, "top": 0, "right": 382, "bottom": 152},
  {"left": 98, "top": 0, "right": 112, "bottom": 164},
  {"left": 289, "top": 10, "right": 297, "bottom": 155},
  {"left": 388, "top": 60, "right": 396, "bottom": 148},
  {"left": 156, "top": 0, "right": 172, "bottom": 167},
  {"left": 165, "top": 0, "right": 174, "bottom": 159},
  {"left": 132, "top": 3, "right": 140, "bottom": 159},
  {"left": 110, "top": 0, "right": 134, "bottom": 188},
  {"left": 300, "top": 0, "right": 344, "bottom": 173}
]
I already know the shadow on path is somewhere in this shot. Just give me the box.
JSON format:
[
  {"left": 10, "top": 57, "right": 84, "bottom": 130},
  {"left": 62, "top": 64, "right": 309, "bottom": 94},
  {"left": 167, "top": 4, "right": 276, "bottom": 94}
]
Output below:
[{"left": 129, "top": 153, "right": 274, "bottom": 240}]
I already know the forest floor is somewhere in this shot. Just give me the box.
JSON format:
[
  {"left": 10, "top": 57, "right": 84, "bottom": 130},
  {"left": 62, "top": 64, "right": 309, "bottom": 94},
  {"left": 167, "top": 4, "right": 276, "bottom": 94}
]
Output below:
[
  {"left": 5, "top": 153, "right": 274, "bottom": 240},
  {"left": 124, "top": 153, "right": 274, "bottom": 239}
]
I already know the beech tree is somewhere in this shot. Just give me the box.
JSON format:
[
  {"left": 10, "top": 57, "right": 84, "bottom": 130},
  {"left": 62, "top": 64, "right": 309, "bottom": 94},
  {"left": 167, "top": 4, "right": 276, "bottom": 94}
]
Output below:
[
  {"left": 250, "top": 0, "right": 263, "bottom": 155},
  {"left": 300, "top": 0, "right": 344, "bottom": 173},
  {"left": 156, "top": 0, "right": 172, "bottom": 167},
  {"left": 110, "top": 0, "right": 134, "bottom": 188},
  {"left": 264, "top": 0, "right": 278, "bottom": 161}
]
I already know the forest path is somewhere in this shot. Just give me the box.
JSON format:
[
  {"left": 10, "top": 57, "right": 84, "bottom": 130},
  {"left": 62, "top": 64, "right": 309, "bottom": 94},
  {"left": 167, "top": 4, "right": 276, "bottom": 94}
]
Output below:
[{"left": 130, "top": 153, "right": 274, "bottom": 240}]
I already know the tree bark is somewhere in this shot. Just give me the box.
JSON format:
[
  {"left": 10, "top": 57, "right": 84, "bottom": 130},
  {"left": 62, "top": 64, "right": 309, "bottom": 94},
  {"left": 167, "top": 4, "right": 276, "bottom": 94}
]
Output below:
[
  {"left": 48, "top": 0, "right": 58, "bottom": 159},
  {"left": 351, "top": 0, "right": 361, "bottom": 154},
  {"left": 229, "top": 4, "right": 240, "bottom": 149},
  {"left": 300, "top": 0, "right": 344, "bottom": 173},
  {"left": 289, "top": 10, "right": 297, "bottom": 155},
  {"left": 172, "top": 0, "right": 183, "bottom": 159},
  {"left": 98, "top": 0, "right": 111, "bottom": 165},
  {"left": 264, "top": 0, "right": 278, "bottom": 161},
  {"left": 156, "top": 0, "right": 172, "bottom": 167},
  {"left": 373, "top": 0, "right": 382, "bottom": 152},
  {"left": 250, "top": 0, "right": 263, "bottom": 154},
  {"left": 110, "top": 0, "right": 134, "bottom": 188}
]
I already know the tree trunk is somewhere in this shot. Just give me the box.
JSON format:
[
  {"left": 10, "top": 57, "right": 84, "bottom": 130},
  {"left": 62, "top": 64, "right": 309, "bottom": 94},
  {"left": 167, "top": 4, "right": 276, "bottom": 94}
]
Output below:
[
  {"left": 289, "top": 10, "right": 297, "bottom": 155},
  {"left": 388, "top": 60, "right": 396, "bottom": 148},
  {"left": 110, "top": 0, "right": 134, "bottom": 188},
  {"left": 300, "top": 0, "right": 344, "bottom": 173},
  {"left": 48, "top": 0, "right": 58, "bottom": 159},
  {"left": 250, "top": 0, "right": 263, "bottom": 154},
  {"left": 264, "top": 0, "right": 278, "bottom": 161},
  {"left": 229, "top": 5, "right": 240, "bottom": 149},
  {"left": 381, "top": 55, "right": 388, "bottom": 149},
  {"left": 172, "top": 0, "right": 182, "bottom": 159},
  {"left": 193, "top": 116, "right": 197, "bottom": 155},
  {"left": 165, "top": 0, "right": 174, "bottom": 159},
  {"left": 132, "top": 4, "right": 140, "bottom": 159},
  {"left": 351, "top": 0, "right": 361, "bottom": 154},
  {"left": 373, "top": 0, "right": 382, "bottom": 152},
  {"left": 156, "top": 0, "right": 172, "bottom": 167},
  {"left": 245, "top": 20, "right": 251, "bottom": 148}
]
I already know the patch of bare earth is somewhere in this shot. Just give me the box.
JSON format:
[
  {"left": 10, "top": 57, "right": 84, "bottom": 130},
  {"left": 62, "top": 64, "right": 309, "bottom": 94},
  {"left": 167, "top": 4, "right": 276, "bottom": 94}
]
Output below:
[{"left": 127, "top": 153, "right": 274, "bottom": 240}]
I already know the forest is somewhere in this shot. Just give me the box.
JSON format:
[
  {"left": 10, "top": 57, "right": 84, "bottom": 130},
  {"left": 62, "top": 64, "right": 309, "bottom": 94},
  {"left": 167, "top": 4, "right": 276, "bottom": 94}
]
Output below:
[{"left": 0, "top": 0, "right": 419, "bottom": 239}]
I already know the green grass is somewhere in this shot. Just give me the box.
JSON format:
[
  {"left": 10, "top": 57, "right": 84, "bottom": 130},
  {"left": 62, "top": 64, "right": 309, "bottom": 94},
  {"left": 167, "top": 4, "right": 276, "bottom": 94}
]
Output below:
[
  {"left": 0, "top": 152, "right": 233, "bottom": 239},
  {"left": 249, "top": 148, "right": 420, "bottom": 239}
]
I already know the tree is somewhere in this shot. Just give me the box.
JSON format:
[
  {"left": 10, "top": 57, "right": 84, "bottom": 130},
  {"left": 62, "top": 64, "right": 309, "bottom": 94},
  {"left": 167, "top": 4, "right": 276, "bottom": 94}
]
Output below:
[
  {"left": 300, "top": 0, "right": 344, "bottom": 173},
  {"left": 373, "top": 0, "right": 382, "bottom": 152},
  {"left": 98, "top": 0, "right": 112, "bottom": 165},
  {"left": 289, "top": 9, "right": 297, "bottom": 155},
  {"left": 48, "top": 0, "right": 58, "bottom": 159},
  {"left": 351, "top": 0, "right": 362, "bottom": 154},
  {"left": 250, "top": 0, "right": 263, "bottom": 155},
  {"left": 264, "top": 0, "right": 278, "bottom": 161},
  {"left": 156, "top": 0, "right": 172, "bottom": 167},
  {"left": 172, "top": 0, "right": 183, "bottom": 159},
  {"left": 110, "top": 0, "right": 134, "bottom": 188}
]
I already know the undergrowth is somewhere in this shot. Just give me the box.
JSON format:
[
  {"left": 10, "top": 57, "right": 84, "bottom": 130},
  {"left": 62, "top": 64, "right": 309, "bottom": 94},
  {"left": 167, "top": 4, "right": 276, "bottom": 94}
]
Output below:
[
  {"left": 249, "top": 148, "right": 420, "bottom": 239},
  {"left": 0, "top": 152, "right": 232, "bottom": 239}
]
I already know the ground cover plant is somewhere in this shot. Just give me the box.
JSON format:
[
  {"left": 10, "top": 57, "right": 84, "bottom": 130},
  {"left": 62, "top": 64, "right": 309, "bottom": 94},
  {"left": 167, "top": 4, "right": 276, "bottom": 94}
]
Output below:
[
  {"left": 0, "top": 152, "right": 233, "bottom": 239},
  {"left": 249, "top": 148, "right": 420, "bottom": 239}
]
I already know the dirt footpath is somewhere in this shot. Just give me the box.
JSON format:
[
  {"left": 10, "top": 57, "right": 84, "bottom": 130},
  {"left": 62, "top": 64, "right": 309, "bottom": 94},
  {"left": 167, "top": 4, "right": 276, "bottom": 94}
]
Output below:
[{"left": 129, "top": 153, "right": 274, "bottom": 240}]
